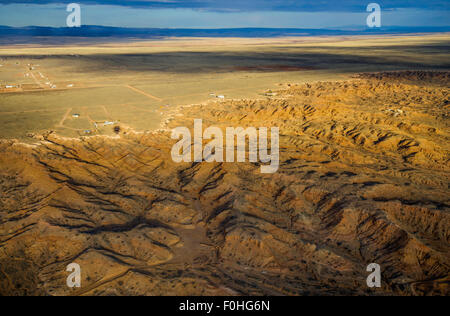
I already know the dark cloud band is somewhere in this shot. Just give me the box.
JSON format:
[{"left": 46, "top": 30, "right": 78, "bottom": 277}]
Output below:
[{"left": 0, "top": 0, "right": 449, "bottom": 12}]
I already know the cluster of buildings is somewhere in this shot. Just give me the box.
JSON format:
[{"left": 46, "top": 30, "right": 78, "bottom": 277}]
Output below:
[
  {"left": 210, "top": 92, "right": 225, "bottom": 99},
  {"left": 1, "top": 84, "right": 19, "bottom": 90},
  {"left": 71, "top": 114, "right": 118, "bottom": 135}
]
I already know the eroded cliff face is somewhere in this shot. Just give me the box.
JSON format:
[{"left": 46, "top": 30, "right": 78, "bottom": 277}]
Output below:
[{"left": 0, "top": 71, "right": 448, "bottom": 296}]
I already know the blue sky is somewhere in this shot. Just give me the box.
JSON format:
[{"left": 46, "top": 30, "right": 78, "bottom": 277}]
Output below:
[{"left": 0, "top": 1, "right": 449, "bottom": 28}]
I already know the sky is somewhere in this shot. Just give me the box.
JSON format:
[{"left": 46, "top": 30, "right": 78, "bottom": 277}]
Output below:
[{"left": 0, "top": 0, "right": 449, "bottom": 28}]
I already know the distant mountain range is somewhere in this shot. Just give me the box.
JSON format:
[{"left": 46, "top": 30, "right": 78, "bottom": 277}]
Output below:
[{"left": 0, "top": 25, "right": 449, "bottom": 38}]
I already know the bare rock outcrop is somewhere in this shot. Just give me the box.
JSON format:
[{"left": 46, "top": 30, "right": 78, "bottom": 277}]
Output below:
[{"left": 0, "top": 71, "right": 448, "bottom": 296}]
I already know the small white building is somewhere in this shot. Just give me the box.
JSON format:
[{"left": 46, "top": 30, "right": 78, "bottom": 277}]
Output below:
[
  {"left": 217, "top": 95, "right": 225, "bottom": 99},
  {"left": 72, "top": 114, "right": 80, "bottom": 118}
]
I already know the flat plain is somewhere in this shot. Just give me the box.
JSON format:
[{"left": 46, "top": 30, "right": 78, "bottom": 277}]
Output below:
[{"left": 0, "top": 34, "right": 449, "bottom": 140}]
